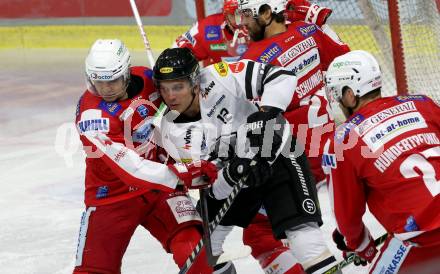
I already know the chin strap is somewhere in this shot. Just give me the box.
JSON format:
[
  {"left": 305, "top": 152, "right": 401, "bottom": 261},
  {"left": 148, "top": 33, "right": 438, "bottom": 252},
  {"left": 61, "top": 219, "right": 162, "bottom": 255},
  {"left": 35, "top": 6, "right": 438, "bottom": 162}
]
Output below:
[{"left": 180, "top": 85, "right": 197, "bottom": 115}]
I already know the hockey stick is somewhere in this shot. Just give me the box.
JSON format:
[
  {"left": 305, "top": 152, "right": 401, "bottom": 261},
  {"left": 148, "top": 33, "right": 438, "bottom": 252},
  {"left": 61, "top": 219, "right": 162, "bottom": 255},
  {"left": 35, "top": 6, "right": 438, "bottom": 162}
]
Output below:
[
  {"left": 178, "top": 173, "right": 249, "bottom": 274},
  {"left": 323, "top": 233, "right": 388, "bottom": 274},
  {"left": 128, "top": 0, "right": 155, "bottom": 67},
  {"left": 199, "top": 187, "right": 219, "bottom": 266}
]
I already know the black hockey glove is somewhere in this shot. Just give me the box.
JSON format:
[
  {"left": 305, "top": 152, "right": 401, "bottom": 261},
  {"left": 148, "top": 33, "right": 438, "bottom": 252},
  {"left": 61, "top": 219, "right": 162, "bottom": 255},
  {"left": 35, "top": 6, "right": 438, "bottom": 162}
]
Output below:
[
  {"left": 245, "top": 109, "right": 288, "bottom": 163},
  {"left": 223, "top": 156, "right": 272, "bottom": 187}
]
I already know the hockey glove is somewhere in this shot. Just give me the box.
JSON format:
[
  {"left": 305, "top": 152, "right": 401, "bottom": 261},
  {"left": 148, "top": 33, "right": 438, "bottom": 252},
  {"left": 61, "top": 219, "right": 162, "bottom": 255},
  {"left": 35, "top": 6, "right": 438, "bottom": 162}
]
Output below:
[
  {"left": 222, "top": 157, "right": 272, "bottom": 188},
  {"left": 332, "top": 229, "right": 377, "bottom": 266},
  {"left": 285, "top": 0, "right": 332, "bottom": 27},
  {"left": 245, "top": 109, "right": 287, "bottom": 164},
  {"left": 168, "top": 161, "right": 218, "bottom": 189}
]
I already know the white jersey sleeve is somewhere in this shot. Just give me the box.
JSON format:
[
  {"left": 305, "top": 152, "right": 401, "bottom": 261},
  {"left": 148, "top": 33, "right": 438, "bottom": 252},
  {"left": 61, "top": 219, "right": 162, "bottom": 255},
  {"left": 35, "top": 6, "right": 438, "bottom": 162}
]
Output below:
[
  {"left": 205, "top": 59, "right": 297, "bottom": 111},
  {"left": 82, "top": 130, "right": 178, "bottom": 192}
]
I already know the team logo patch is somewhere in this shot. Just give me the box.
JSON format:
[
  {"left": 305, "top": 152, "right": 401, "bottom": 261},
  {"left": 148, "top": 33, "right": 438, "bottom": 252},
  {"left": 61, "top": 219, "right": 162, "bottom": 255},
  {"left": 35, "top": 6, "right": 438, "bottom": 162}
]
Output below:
[
  {"left": 210, "top": 43, "right": 227, "bottom": 51},
  {"left": 404, "top": 216, "right": 419, "bottom": 232},
  {"left": 159, "top": 67, "right": 173, "bottom": 73},
  {"left": 136, "top": 105, "right": 149, "bottom": 118},
  {"left": 205, "top": 25, "right": 221, "bottom": 41},
  {"left": 96, "top": 186, "right": 108, "bottom": 199},
  {"left": 297, "top": 24, "right": 317, "bottom": 37},
  {"left": 257, "top": 43, "right": 282, "bottom": 64},
  {"left": 214, "top": 61, "right": 228, "bottom": 77},
  {"left": 99, "top": 101, "right": 122, "bottom": 116},
  {"left": 228, "top": 62, "right": 245, "bottom": 73}
]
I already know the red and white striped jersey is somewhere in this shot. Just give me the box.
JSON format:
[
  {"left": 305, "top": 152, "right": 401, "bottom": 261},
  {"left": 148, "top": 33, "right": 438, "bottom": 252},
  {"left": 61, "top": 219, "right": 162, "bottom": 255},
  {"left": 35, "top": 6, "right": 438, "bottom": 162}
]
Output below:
[
  {"left": 76, "top": 66, "right": 177, "bottom": 206},
  {"left": 323, "top": 95, "right": 440, "bottom": 249}
]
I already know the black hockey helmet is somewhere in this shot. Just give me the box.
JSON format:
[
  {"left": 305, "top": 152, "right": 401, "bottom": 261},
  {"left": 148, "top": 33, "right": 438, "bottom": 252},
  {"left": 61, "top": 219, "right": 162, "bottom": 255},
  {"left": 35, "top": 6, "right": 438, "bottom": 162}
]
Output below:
[{"left": 153, "top": 48, "right": 200, "bottom": 86}]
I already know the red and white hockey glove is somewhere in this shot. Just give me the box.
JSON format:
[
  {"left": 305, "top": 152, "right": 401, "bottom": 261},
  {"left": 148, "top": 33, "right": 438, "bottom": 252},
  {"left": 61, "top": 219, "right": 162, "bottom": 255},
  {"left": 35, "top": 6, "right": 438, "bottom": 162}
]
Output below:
[
  {"left": 285, "top": 0, "right": 332, "bottom": 27},
  {"left": 332, "top": 229, "right": 377, "bottom": 266},
  {"left": 168, "top": 161, "right": 218, "bottom": 189}
]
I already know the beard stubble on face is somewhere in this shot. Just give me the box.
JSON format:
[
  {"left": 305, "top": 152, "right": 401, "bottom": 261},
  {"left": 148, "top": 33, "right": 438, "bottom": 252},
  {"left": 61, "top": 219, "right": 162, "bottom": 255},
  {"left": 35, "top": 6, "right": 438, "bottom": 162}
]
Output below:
[{"left": 248, "top": 18, "right": 266, "bottom": 41}]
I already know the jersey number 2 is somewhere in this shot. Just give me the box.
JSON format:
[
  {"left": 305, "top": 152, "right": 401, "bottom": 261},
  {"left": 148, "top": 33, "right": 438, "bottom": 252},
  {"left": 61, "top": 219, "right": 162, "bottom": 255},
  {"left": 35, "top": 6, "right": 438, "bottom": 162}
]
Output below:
[{"left": 400, "top": 146, "right": 440, "bottom": 197}]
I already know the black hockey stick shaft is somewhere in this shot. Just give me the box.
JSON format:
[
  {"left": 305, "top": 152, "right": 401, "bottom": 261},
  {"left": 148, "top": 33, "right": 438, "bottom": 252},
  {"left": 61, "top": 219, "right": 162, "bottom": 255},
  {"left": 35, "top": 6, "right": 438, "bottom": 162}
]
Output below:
[
  {"left": 323, "top": 233, "right": 388, "bottom": 274},
  {"left": 199, "top": 187, "right": 220, "bottom": 266},
  {"left": 178, "top": 180, "right": 245, "bottom": 274}
]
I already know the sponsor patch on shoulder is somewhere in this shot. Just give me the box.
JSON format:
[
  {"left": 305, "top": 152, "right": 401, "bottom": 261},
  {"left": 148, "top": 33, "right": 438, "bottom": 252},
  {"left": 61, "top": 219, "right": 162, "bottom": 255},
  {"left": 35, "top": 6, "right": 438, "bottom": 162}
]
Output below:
[
  {"left": 214, "top": 61, "right": 228, "bottom": 77},
  {"left": 297, "top": 24, "right": 317, "bottom": 37},
  {"left": 395, "top": 95, "right": 427, "bottom": 102},
  {"left": 334, "top": 114, "right": 364, "bottom": 143},
  {"left": 228, "top": 61, "right": 245, "bottom": 73},
  {"left": 257, "top": 43, "right": 282, "bottom": 64},
  {"left": 136, "top": 105, "right": 149, "bottom": 118},
  {"left": 205, "top": 25, "right": 221, "bottom": 41}
]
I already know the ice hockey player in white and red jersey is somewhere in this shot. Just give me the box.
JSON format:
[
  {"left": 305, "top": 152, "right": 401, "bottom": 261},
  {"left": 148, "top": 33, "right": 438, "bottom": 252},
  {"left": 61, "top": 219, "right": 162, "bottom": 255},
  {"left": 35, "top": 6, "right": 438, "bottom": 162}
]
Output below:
[
  {"left": 153, "top": 47, "right": 342, "bottom": 274},
  {"left": 323, "top": 50, "right": 440, "bottom": 273},
  {"left": 173, "top": 0, "right": 250, "bottom": 65},
  {"left": 73, "top": 39, "right": 218, "bottom": 274}
]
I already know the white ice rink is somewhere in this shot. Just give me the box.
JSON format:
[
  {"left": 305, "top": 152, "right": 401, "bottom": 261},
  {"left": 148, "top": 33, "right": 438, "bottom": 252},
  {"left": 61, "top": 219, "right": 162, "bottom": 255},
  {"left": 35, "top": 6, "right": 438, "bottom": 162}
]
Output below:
[{"left": 0, "top": 49, "right": 386, "bottom": 274}]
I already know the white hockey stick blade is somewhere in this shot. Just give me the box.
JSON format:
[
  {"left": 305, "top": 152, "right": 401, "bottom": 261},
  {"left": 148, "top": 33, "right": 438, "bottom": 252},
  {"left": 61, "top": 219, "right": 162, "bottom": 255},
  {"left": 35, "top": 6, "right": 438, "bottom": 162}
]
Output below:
[{"left": 217, "top": 245, "right": 252, "bottom": 264}]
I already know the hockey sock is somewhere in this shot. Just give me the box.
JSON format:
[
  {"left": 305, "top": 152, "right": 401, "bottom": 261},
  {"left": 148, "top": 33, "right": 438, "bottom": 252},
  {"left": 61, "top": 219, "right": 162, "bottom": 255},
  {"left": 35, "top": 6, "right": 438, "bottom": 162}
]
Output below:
[
  {"left": 170, "top": 226, "right": 213, "bottom": 274},
  {"left": 259, "top": 247, "right": 305, "bottom": 274}
]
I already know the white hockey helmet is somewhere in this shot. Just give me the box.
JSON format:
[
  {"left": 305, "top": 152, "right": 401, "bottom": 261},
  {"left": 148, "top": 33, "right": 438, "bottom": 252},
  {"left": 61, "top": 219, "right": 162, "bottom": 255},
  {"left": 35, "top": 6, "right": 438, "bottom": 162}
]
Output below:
[
  {"left": 325, "top": 50, "right": 382, "bottom": 102},
  {"left": 238, "top": 0, "right": 287, "bottom": 18},
  {"left": 85, "top": 39, "right": 131, "bottom": 91}
]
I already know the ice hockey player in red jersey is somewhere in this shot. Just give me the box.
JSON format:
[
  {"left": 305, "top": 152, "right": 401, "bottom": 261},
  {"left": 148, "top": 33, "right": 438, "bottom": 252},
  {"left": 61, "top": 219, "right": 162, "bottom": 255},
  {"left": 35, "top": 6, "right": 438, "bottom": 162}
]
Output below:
[
  {"left": 73, "top": 39, "right": 217, "bottom": 274},
  {"left": 174, "top": 0, "right": 250, "bottom": 65},
  {"left": 324, "top": 50, "right": 440, "bottom": 273},
  {"left": 239, "top": 0, "right": 349, "bottom": 185},
  {"left": 235, "top": 0, "right": 349, "bottom": 273}
]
